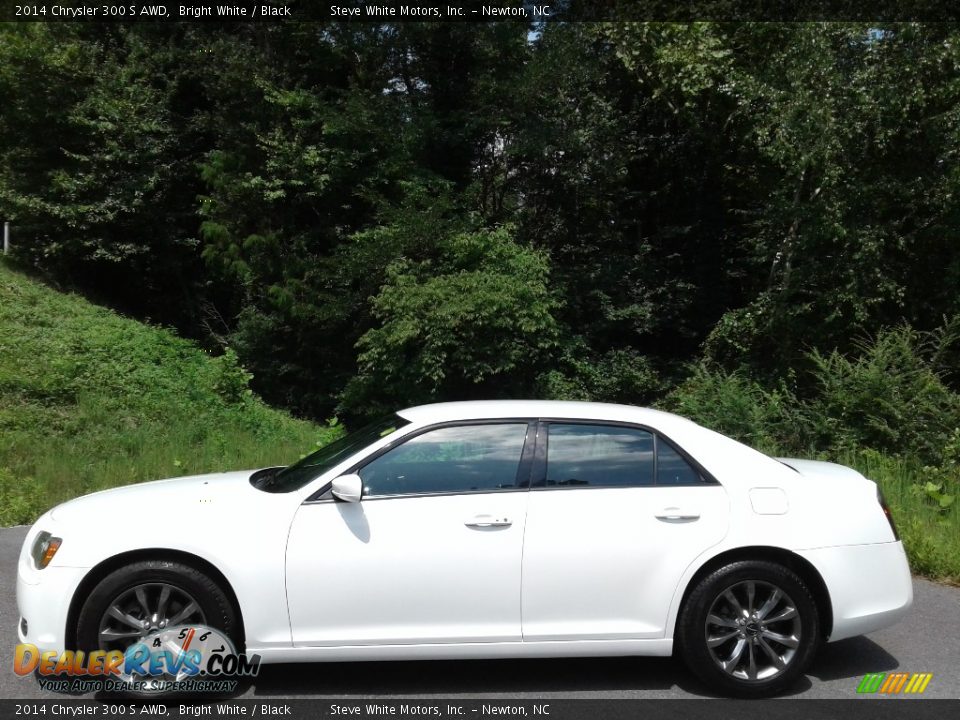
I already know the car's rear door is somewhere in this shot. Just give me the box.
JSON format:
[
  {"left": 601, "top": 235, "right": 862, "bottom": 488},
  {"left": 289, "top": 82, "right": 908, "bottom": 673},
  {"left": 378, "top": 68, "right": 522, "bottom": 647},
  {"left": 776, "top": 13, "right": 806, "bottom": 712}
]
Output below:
[
  {"left": 521, "top": 421, "right": 728, "bottom": 641},
  {"left": 286, "top": 421, "right": 535, "bottom": 646}
]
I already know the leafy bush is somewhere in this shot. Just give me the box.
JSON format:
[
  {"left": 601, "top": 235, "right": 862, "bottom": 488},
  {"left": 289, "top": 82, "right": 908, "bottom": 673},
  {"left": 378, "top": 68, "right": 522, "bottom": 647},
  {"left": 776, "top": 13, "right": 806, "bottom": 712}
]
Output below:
[
  {"left": 210, "top": 347, "right": 255, "bottom": 404},
  {"left": 803, "top": 326, "right": 960, "bottom": 463},
  {"left": 665, "top": 329, "right": 960, "bottom": 585},
  {"left": 342, "top": 227, "right": 560, "bottom": 416},
  {"left": 536, "top": 348, "right": 663, "bottom": 405},
  {"left": 660, "top": 365, "right": 805, "bottom": 454}
]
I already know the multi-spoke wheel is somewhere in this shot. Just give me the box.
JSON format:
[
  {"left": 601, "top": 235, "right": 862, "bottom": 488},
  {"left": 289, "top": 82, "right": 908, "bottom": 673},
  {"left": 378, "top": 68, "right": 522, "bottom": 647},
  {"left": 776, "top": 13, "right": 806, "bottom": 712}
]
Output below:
[
  {"left": 76, "top": 559, "right": 239, "bottom": 695},
  {"left": 96, "top": 582, "right": 207, "bottom": 653},
  {"left": 676, "top": 561, "right": 820, "bottom": 697}
]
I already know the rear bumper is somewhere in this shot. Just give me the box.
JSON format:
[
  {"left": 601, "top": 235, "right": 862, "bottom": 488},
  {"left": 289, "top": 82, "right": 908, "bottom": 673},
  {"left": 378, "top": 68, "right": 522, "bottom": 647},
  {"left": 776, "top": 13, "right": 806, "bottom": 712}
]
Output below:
[{"left": 797, "top": 541, "right": 912, "bottom": 642}]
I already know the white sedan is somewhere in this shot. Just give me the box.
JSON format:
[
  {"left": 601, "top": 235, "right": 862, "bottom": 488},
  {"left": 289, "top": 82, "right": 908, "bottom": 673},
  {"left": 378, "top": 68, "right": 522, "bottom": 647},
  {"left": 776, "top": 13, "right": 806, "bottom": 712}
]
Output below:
[{"left": 17, "top": 400, "right": 912, "bottom": 696}]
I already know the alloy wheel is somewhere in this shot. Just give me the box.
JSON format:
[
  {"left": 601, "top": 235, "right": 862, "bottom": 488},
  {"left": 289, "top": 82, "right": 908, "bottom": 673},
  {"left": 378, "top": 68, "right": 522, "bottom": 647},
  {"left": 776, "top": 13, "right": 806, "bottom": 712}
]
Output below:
[
  {"left": 97, "top": 582, "right": 207, "bottom": 653},
  {"left": 704, "top": 579, "right": 802, "bottom": 682}
]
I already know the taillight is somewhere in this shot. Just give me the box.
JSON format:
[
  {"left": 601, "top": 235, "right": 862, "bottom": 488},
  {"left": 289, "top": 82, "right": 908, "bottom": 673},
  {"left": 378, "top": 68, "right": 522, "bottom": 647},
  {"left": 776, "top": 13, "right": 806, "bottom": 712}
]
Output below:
[{"left": 877, "top": 488, "right": 900, "bottom": 540}]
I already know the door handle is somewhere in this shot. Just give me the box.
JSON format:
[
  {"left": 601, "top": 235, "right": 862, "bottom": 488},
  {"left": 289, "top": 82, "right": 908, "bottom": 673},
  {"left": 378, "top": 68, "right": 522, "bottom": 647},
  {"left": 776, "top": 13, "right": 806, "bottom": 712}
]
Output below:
[
  {"left": 465, "top": 514, "right": 512, "bottom": 528},
  {"left": 655, "top": 507, "right": 700, "bottom": 522}
]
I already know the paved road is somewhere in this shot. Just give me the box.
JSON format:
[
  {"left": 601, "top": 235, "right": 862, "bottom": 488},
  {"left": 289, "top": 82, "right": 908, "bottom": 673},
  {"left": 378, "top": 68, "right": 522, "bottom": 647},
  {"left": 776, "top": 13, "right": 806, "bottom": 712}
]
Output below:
[{"left": 2, "top": 525, "right": 957, "bottom": 699}]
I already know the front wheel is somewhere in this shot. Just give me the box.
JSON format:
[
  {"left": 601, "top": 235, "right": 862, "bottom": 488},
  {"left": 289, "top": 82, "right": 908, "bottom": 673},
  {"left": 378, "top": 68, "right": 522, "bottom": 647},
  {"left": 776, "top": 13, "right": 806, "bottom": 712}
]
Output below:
[
  {"left": 676, "top": 560, "right": 821, "bottom": 697},
  {"left": 75, "top": 559, "right": 239, "bottom": 695}
]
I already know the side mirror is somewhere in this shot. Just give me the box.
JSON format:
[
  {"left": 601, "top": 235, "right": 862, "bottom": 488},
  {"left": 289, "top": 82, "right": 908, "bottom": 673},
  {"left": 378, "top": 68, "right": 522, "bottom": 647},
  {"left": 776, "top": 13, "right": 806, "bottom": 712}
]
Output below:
[{"left": 331, "top": 474, "right": 363, "bottom": 503}]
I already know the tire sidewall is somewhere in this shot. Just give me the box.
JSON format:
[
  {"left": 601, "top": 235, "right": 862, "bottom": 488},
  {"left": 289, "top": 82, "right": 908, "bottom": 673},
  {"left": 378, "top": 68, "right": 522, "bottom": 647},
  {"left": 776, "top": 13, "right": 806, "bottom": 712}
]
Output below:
[
  {"left": 677, "top": 560, "right": 821, "bottom": 698},
  {"left": 76, "top": 560, "right": 238, "bottom": 654}
]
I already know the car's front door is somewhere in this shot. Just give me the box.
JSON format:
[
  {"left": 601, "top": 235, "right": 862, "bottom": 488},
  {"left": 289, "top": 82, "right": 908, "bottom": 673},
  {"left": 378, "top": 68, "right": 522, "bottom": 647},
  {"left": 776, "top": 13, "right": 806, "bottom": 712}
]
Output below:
[
  {"left": 521, "top": 421, "right": 728, "bottom": 641},
  {"left": 286, "top": 421, "right": 534, "bottom": 647}
]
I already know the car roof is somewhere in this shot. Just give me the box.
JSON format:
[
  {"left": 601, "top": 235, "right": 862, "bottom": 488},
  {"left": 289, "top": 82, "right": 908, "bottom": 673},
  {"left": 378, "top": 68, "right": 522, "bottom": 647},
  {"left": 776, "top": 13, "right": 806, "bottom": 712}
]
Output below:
[{"left": 396, "top": 400, "right": 694, "bottom": 428}]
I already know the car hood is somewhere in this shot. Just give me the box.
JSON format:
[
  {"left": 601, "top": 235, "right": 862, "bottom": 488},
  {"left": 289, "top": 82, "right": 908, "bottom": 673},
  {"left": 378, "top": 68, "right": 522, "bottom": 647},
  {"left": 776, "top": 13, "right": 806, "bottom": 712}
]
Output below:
[{"left": 48, "top": 470, "right": 262, "bottom": 524}]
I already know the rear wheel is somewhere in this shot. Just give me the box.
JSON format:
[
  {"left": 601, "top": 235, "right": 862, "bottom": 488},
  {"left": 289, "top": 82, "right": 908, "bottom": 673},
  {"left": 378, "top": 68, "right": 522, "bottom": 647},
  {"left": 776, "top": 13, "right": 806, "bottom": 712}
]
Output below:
[{"left": 676, "top": 560, "right": 820, "bottom": 697}]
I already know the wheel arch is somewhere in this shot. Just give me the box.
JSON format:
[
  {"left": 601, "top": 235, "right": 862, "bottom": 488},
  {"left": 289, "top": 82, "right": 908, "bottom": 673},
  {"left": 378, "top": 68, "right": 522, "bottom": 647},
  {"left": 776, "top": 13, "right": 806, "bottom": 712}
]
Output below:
[
  {"left": 65, "top": 548, "right": 246, "bottom": 651},
  {"left": 674, "top": 545, "right": 833, "bottom": 641}
]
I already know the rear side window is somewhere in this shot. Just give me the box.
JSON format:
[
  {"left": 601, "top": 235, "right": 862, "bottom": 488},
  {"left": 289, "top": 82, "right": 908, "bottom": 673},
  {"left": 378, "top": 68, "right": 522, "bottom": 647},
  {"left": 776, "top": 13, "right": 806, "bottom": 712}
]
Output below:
[
  {"left": 656, "top": 439, "right": 704, "bottom": 485},
  {"left": 544, "top": 424, "right": 655, "bottom": 488}
]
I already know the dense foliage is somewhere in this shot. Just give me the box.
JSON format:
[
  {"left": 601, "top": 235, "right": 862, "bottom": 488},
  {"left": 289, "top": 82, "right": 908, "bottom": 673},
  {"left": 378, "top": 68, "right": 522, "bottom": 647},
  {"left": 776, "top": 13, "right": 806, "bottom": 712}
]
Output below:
[
  {"left": 1, "top": 21, "right": 959, "bottom": 578},
  {"left": 0, "top": 262, "right": 337, "bottom": 525},
  {"left": 4, "top": 22, "right": 959, "bottom": 423}
]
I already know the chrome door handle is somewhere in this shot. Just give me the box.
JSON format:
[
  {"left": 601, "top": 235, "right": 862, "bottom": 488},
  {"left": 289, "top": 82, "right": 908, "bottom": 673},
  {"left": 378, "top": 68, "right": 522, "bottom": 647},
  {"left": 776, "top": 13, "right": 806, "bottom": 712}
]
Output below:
[
  {"left": 465, "top": 515, "right": 512, "bottom": 528},
  {"left": 655, "top": 507, "right": 700, "bottom": 522}
]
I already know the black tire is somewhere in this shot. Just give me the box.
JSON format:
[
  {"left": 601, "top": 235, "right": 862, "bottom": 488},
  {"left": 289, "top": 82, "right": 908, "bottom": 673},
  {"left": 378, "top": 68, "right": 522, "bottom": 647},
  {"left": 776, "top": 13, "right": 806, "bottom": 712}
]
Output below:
[
  {"left": 76, "top": 559, "right": 239, "bottom": 694},
  {"left": 676, "top": 560, "right": 821, "bottom": 698}
]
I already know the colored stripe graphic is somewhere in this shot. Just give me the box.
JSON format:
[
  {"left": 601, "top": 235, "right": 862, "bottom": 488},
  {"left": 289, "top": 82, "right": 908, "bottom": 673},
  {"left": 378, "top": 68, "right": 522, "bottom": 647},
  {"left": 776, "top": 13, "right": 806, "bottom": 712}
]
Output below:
[
  {"left": 857, "top": 673, "right": 886, "bottom": 693},
  {"left": 857, "top": 672, "right": 932, "bottom": 694},
  {"left": 880, "top": 673, "right": 899, "bottom": 693}
]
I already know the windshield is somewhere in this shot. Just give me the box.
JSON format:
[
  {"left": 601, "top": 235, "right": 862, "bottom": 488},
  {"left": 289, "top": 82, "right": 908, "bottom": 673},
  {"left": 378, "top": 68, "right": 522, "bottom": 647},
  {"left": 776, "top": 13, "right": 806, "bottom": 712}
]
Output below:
[{"left": 251, "top": 414, "right": 410, "bottom": 493}]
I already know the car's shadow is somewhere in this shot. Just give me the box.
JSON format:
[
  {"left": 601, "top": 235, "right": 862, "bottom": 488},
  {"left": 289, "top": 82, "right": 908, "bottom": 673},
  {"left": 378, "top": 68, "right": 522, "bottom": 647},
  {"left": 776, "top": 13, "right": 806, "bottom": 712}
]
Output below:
[
  {"left": 804, "top": 636, "right": 900, "bottom": 683},
  {"left": 239, "top": 636, "right": 898, "bottom": 698},
  {"left": 245, "top": 655, "right": 697, "bottom": 697}
]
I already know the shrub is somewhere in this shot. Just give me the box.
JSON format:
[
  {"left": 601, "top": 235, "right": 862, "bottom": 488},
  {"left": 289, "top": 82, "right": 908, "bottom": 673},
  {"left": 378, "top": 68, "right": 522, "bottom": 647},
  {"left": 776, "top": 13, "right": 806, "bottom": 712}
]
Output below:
[
  {"left": 210, "top": 347, "right": 254, "bottom": 404},
  {"left": 804, "top": 326, "right": 960, "bottom": 463},
  {"left": 342, "top": 227, "right": 560, "bottom": 416},
  {"left": 660, "top": 365, "right": 805, "bottom": 454},
  {"left": 536, "top": 348, "right": 663, "bottom": 405}
]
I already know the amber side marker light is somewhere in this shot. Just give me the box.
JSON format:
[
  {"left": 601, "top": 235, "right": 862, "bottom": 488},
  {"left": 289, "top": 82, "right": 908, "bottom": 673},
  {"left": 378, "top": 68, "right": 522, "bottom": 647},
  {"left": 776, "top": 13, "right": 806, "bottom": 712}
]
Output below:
[{"left": 31, "top": 532, "right": 62, "bottom": 569}]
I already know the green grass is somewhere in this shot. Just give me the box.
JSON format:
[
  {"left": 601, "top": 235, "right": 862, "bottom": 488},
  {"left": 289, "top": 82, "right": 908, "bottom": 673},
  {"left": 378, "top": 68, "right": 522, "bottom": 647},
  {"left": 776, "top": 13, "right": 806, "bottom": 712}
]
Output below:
[
  {"left": 841, "top": 450, "right": 960, "bottom": 585},
  {"left": 0, "top": 261, "right": 339, "bottom": 525}
]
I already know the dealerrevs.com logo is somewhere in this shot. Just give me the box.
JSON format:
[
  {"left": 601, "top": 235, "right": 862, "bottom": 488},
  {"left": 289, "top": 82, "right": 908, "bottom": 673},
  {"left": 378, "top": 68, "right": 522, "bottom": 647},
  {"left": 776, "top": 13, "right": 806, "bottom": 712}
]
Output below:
[
  {"left": 14, "top": 625, "right": 259, "bottom": 694},
  {"left": 857, "top": 672, "right": 934, "bottom": 695}
]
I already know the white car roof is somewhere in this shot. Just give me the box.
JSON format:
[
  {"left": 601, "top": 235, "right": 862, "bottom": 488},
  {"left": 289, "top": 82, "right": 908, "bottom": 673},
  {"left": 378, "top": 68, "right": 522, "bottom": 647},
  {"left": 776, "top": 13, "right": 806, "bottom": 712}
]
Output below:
[{"left": 396, "top": 400, "right": 695, "bottom": 429}]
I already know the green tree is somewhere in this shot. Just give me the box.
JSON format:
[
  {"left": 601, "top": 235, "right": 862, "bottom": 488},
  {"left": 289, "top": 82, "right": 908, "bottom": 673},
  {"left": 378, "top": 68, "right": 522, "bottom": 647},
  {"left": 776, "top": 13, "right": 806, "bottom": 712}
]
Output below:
[{"left": 342, "top": 224, "right": 560, "bottom": 416}]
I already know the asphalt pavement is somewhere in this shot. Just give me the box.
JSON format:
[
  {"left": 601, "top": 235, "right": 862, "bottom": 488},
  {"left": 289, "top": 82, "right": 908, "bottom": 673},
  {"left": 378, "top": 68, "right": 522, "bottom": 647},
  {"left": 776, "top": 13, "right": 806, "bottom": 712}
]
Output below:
[{"left": 1, "top": 525, "right": 957, "bottom": 699}]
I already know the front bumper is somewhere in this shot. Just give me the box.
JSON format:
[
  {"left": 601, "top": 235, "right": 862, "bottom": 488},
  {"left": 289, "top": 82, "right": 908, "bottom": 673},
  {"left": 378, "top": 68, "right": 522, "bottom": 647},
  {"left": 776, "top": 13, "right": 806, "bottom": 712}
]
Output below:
[
  {"left": 17, "top": 547, "right": 89, "bottom": 654},
  {"left": 797, "top": 540, "right": 913, "bottom": 642}
]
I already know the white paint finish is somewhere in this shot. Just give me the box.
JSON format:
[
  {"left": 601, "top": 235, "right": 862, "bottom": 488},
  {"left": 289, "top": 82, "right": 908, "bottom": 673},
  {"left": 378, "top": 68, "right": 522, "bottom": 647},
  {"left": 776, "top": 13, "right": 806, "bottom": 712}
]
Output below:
[
  {"left": 39, "top": 471, "right": 303, "bottom": 650},
  {"left": 521, "top": 485, "right": 728, "bottom": 641},
  {"left": 749, "top": 487, "right": 789, "bottom": 515},
  {"left": 16, "top": 564, "right": 86, "bottom": 651},
  {"left": 15, "top": 400, "right": 913, "bottom": 667},
  {"left": 396, "top": 401, "right": 693, "bottom": 429},
  {"left": 286, "top": 492, "right": 528, "bottom": 646},
  {"left": 797, "top": 541, "right": 914, "bottom": 641},
  {"left": 251, "top": 638, "right": 675, "bottom": 664}
]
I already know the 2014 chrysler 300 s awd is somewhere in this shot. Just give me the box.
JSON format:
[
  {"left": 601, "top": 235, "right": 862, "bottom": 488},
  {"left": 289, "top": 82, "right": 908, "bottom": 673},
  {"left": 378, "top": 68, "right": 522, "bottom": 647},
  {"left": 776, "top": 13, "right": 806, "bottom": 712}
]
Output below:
[{"left": 17, "top": 401, "right": 912, "bottom": 696}]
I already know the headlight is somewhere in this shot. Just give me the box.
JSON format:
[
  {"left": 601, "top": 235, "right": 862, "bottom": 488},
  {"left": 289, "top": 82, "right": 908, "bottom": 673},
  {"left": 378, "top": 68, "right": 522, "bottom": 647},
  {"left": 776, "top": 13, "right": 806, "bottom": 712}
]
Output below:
[{"left": 31, "top": 531, "right": 62, "bottom": 569}]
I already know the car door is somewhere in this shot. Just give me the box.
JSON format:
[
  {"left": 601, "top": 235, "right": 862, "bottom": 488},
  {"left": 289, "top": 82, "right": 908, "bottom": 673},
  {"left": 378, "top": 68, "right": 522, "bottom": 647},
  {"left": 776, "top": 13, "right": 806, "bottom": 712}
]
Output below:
[
  {"left": 521, "top": 421, "right": 728, "bottom": 641},
  {"left": 286, "top": 421, "right": 534, "bottom": 647}
]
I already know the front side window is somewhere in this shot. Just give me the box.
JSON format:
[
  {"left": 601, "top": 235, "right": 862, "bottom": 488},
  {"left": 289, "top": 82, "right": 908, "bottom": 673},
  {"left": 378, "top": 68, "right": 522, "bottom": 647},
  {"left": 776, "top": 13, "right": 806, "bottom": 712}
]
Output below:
[
  {"left": 358, "top": 423, "right": 529, "bottom": 497},
  {"left": 543, "top": 423, "right": 655, "bottom": 488}
]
